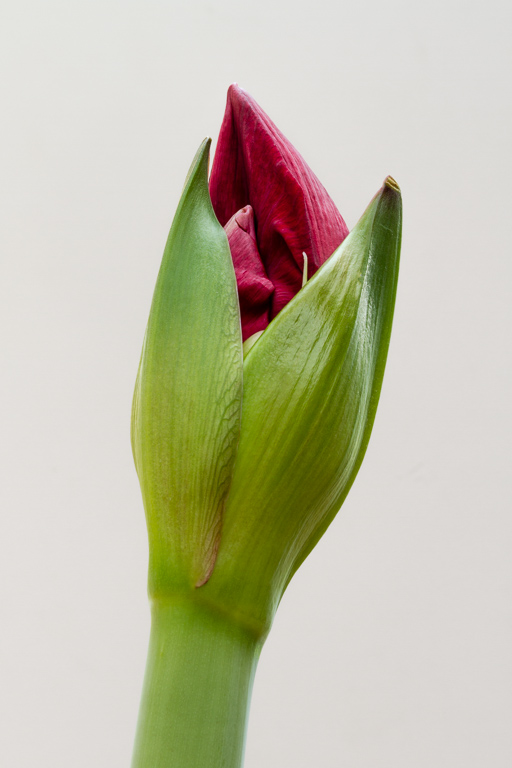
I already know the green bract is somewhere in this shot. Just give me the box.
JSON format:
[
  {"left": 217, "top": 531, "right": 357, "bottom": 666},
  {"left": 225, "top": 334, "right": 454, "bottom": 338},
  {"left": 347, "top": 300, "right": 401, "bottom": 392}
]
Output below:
[
  {"left": 131, "top": 139, "right": 242, "bottom": 594},
  {"left": 131, "top": 141, "right": 401, "bottom": 635}
]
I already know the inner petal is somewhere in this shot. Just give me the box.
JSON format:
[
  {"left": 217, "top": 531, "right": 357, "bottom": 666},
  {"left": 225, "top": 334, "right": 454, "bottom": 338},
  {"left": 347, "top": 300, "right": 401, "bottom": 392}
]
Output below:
[{"left": 224, "top": 205, "right": 274, "bottom": 341}]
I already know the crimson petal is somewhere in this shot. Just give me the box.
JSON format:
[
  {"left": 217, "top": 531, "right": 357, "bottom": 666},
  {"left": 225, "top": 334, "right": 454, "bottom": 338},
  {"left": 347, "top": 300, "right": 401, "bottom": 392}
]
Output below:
[
  {"left": 224, "top": 206, "right": 274, "bottom": 340},
  {"left": 210, "top": 84, "right": 349, "bottom": 333}
]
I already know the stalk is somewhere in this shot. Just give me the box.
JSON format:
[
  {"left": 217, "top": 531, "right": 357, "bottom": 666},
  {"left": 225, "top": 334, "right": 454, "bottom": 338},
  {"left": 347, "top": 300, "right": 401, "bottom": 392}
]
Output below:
[{"left": 131, "top": 596, "right": 262, "bottom": 768}]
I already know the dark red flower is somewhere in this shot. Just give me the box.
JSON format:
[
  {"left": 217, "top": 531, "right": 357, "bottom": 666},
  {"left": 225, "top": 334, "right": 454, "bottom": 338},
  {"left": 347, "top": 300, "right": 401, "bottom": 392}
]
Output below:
[{"left": 209, "top": 84, "right": 349, "bottom": 341}]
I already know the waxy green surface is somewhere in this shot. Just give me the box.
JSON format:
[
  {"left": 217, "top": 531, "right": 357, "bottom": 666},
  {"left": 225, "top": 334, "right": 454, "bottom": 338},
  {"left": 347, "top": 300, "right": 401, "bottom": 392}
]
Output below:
[{"left": 131, "top": 140, "right": 242, "bottom": 594}]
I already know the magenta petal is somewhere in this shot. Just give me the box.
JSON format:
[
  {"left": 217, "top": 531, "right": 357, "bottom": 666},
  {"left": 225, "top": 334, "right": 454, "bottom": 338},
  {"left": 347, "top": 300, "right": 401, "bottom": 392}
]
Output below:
[
  {"left": 210, "top": 84, "right": 349, "bottom": 321},
  {"left": 224, "top": 206, "right": 274, "bottom": 340}
]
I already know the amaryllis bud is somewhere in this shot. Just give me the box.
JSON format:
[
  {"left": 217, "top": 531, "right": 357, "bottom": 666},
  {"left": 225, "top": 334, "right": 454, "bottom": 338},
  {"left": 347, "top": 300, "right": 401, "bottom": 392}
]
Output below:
[{"left": 210, "top": 84, "right": 349, "bottom": 339}]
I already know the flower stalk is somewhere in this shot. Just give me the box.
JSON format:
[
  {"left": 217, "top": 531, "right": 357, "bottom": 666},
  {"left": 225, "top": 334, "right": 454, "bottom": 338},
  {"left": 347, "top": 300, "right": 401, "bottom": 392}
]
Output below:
[{"left": 131, "top": 597, "right": 261, "bottom": 768}]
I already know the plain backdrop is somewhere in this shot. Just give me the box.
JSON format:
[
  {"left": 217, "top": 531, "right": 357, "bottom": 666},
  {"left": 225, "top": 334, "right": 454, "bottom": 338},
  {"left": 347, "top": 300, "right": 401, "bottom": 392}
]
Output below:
[{"left": 1, "top": 0, "right": 511, "bottom": 766}]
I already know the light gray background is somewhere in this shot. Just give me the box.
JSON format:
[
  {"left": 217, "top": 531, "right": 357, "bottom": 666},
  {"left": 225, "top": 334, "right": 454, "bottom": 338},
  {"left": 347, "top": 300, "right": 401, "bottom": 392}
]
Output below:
[{"left": 1, "top": 0, "right": 511, "bottom": 766}]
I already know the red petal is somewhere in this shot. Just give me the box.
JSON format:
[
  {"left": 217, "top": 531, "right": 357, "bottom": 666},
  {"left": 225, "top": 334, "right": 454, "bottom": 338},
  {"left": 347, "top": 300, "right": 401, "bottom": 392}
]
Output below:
[
  {"left": 224, "top": 206, "right": 274, "bottom": 340},
  {"left": 210, "top": 84, "right": 349, "bottom": 324}
]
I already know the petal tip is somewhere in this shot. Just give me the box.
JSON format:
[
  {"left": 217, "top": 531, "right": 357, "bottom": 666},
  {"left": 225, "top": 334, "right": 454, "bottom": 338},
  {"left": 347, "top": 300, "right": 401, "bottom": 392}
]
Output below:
[
  {"left": 227, "top": 82, "right": 243, "bottom": 99},
  {"left": 227, "top": 83, "right": 254, "bottom": 109}
]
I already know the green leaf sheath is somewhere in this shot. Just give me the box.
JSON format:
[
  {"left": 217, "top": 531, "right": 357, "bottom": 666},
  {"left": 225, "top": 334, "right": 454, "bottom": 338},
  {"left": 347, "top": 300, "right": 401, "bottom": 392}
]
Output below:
[
  {"left": 131, "top": 139, "right": 243, "bottom": 594},
  {"left": 130, "top": 598, "right": 261, "bottom": 768},
  {"left": 203, "top": 179, "right": 402, "bottom": 631}
]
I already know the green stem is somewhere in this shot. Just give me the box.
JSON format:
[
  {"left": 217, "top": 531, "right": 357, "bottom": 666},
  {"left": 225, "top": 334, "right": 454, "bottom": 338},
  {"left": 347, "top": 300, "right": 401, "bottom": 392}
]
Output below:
[{"left": 131, "top": 596, "right": 262, "bottom": 768}]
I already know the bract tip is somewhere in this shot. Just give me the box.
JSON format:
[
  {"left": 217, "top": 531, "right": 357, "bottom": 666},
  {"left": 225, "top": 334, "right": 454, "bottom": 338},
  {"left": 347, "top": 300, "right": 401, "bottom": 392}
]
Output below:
[{"left": 384, "top": 176, "right": 400, "bottom": 192}]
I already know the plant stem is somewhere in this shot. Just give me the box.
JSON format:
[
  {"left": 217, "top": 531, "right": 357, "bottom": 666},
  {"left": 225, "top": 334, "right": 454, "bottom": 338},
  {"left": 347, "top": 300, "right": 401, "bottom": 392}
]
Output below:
[{"left": 131, "top": 596, "right": 262, "bottom": 768}]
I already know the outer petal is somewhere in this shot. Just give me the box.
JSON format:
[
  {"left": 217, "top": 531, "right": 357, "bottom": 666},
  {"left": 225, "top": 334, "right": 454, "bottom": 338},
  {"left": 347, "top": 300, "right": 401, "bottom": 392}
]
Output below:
[
  {"left": 209, "top": 84, "right": 349, "bottom": 320},
  {"left": 203, "top": 178, "right": 401, "bottom": 633},
  {"left": 131, "top": 140, "right": 243, "bottom": 593}
]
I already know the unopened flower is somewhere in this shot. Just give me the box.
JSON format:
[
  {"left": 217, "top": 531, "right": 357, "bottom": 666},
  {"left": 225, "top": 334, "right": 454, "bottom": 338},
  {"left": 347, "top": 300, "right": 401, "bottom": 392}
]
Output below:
[
  {"left": 131, "top": 87, "right": 401, "bottom": 623},
  {"left": 210, "top": 84, "right": 349, "bottom": 341}
]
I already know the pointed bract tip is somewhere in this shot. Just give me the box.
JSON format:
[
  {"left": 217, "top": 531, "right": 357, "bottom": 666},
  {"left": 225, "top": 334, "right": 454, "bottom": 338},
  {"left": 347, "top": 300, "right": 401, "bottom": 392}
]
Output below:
[
  {"left": 200, "top": 136, "right": 212, "bottom": 160},
  {"left": 182, "top": 137, "right": 212, "bottom": 193},
  {"left": 195, "top": 136, "right": 212, "bottom": 156},
  {"left": 384, "top": 175, "right": 400, "bottom": 192}
]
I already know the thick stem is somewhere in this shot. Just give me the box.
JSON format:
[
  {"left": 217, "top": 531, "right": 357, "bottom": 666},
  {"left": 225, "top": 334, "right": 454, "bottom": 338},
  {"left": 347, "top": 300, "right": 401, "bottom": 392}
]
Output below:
[{"left": 131, "top": 596, "right": 262, "bottom": 768}]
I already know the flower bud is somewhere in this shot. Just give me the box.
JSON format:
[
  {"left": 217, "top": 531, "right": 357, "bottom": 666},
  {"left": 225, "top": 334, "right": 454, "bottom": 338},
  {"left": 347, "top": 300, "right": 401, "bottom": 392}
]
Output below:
[{"left": 131, "top": 92, "right": 401, "bottom": 638}]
